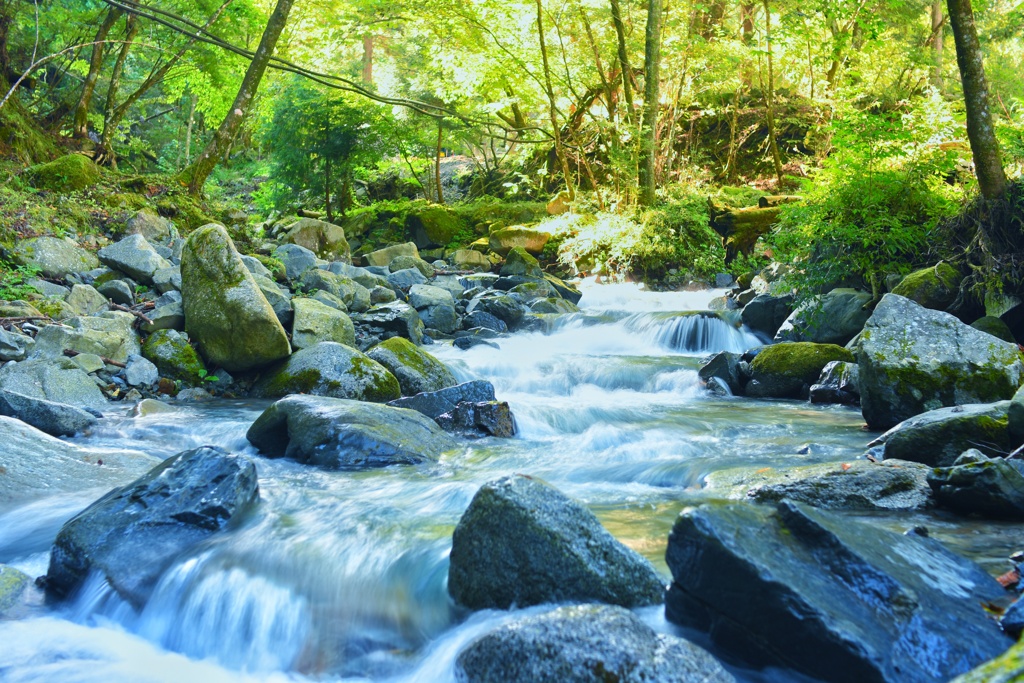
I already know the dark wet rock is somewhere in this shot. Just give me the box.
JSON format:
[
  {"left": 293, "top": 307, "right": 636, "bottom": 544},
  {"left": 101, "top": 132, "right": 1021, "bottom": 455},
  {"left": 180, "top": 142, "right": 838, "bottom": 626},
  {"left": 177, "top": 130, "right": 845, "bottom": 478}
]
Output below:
[
  {"left": 252, "top": 342, "right": 400, "bottom": 402},
  {"left": 740, "top": 293, "right": 794, "bottom": 338},
  {"left": 469, "top": 294, "right": 525, "bottom": 329},
  {"left": 351, "top": 301, "right": 425, "bottom": 346},
  {"left": 530, "top": 298, "right": 579, "bottom": 315},
  {"left": 972, "top": 315, "right": 1017, "bottom": 343},
  {"left": 746, "top": 342, "right": 854, "bottom": 399},
  {"left": 774, "top": 288, "right": 873, "bottom": 346},
  {"left": 97, "top": 234, "right": 173, "bottom": 285},
  {"left": 366, "top": 336, "right": 456, "bottom": 396},
  {"left": 857, "top": 294, "right": 1024, "bottom": 430},
  {"left": 703, "top": 459, "right": 931, "bottom": 511},
  {"left": 697, "top": 351, "right": 744, "bottom": 395},
  {"left": 453, "top": 335, "right": 500, "bottom": 351},
  {"left": 456, "top": 604, "right": 735, "bottom": 683},
  {"left": 1010, "top": 385, "right": 1024, "bottom": 445},
  {"left": 437, "top": 401, "right": 516, "bottom": 438},
  {"left": 449, "top": 475, "right": 665, "bottom": 610},
  {"left": 388, "top": 380, "right": 496, "bottom": 417},
  {"left": 950, "top": 639, "right": 1024, "bottom": 682},
  {"left": 809, "top": 360, "right": 860, "bottom": 405},
  {"left": 500, "top": 247, "right": 544, "bottom": 278},
  {"left": 927, "top": 454, "right": 1024, "bottom": 519},
  {"left": 45, "top": 446, "right": 258, "bottom": 607},
  {"left": 463, "top": 310, "right": 507, "bottom": 333},
  {"left": 869, "top": 401, "right": 1012, "bottom": 467},
  {"left": 419, "top": 304, "right": 458, "bottom": 334},
  {"left": 0, "top": 389, "right": 99, "bottom": 436},
  {"left": 665, "top": 500, "right": 1013, "bottom": 683},
  {"left": 1001, "top": 599, "right": 1024, "bottom": 639},
  {"left": 247, "top": 394, "right": 455, "bottom": 469},
  {"left": 0, "top": 357, "right": 107, "bottom": 408},
  {"left": 386, "top": 267, "right": 428, "bottom": 291},
  {"left": 543, "top": 274, "right": 582, "bottom": 304}
]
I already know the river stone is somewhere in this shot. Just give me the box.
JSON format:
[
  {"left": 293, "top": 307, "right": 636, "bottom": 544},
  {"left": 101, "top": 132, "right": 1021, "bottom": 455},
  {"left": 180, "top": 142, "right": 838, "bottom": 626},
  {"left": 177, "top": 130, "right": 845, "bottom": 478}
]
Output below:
[
  {"left": 298, "top": 269, "right": 371, "bottom": 312},
  {"left": 31, "top": 312, "right": 140, "bottom": 363},
  {"left": 125, "top": 209, "right": 174, "bottom": 243},
  {"left": 451, "top": 248, "right": 491, "bottom": 272},
  {"left": 272, "top": 243, "right": 320, "bottom": 280},
  {"left": 489, "top": 226, "right": 551, "bottom": 256},
  {"left": 12, "top": 236, "right": 100, "bottom": 278},
  {"left": 281, "top": 218, "right": 351, "bottom": 262},
  {"left": 419, "top": 304, "right": 459, "bottom": 334},
  {"left": 857, "top": 294, "right": 1024, "bottom": 430},
  {"left": 740, "top": 293, "right": 794, "bottom": 338},
  {"left": 891, "top": 263, "right": 962, "bottom": 311},
  {"left": 698, "top": 352, "right": 744, "bottom": 395},
  {"left": 141, "top": 300, "right": 185, "bottom": 333},
  {"left": 703, "top": 459, "right": 931, "bottom": 511},
  {"left": 291, "top": 298, "right": 355, "bottom": 349},
  {"left": 389, "top": 255, "right": 435, "bottom": 278},
  {"left": 463, "top": 310, "right": 507, "bottom": 333},
  {"left": 927, "top": 454, "right": 1024, "bottom": 519},
  {"left": 952, "top": 640, "right": 1024, "bottom": 683},
  {"left": 809, "top": 360, "right": 860, "bottom": 405},
  {"left": 0, "top": 358, "right": 106, "bottom": 408},
  {"left": 408, "top": 284, "right": 454, "bottom": 310},
  {"left": 388, "top": 381, "right": 497, "bottom": 418},
  {"left": 1002, "top": 599, "right": 1024, "bottom": 639},
  {"left": 152, "top": 266, "right": 182, "bottom": 294},
  {"left": 0, "top": 389, "right": 98, "bottom": 437},
  {"left": 141, "top": 329, "right": 207, "bottom": 385},
  {"left": 469, "top": 294, "right": 525, "bottom": 329},
  {"left": 0, "top": 328, "right": 34, "bottom": 361},
  {"left": 774, "top": 288, "right": 873, "bottom": 345},
  {"left": 500, "top": 247, "right": 544, "bottom": 278},
  {"left": 543, "top": 274, "right": 582, "bottom": 304},
  {"left": 456, "top": 604, "right": 735, "bottom": 683},
  {"left": 124, "top": 354, "right": 159, "bottom": 387},
  {"left": 182, "top": 224, "right": 291, "bottom": 372},
  {"left": 351, "top": 301, "right": 425, "bottom": 346},
  {"left": 96, "top": 279, "right": 134, "bottom": 306},
  {"left": 449, "top": 475, "right": 665, "bottom": 610},
  {"left": 746, "top": 342, "right": 854, "bottom": 399},
  {"left": 45, "top": 446, "right": 258, "bottom": 607},
  {"left": 530, "top": 297, "right": 579, "bottom": 315},
  {"left": 247, "top": 394, "right": 455, "bottom": 469},
  {"left": 363, "top": 242, "right": 420, "bottom": 268},
  {"left": 869, "top": 401, "right": 1012, "bottom": 467},
  {"left": 1011, "top": 385, "right": 1024, "bottom": 445},
  {"left": 252, "top": 341, "right": 400, "bottom": 402},
  {"left": 0, "top": 565, "right": 31, "bottom": 618},
  {"left": 436, "top": 400, "right": 516, "bottom": 438},
  {"left": 665, "top": 500, "right": 1013, "bottom": 683},
  {"left": 97, "top": 234, "right": 173, "bottom": 285},
  {"left": 387, "top": 267, "right": 428, "bottom": 291},
  {"left": 65, "top": 284, "right": 109, "bottom": 316},
  {"left": 366, "top": 337, "right": 457, "bottom": 396}
]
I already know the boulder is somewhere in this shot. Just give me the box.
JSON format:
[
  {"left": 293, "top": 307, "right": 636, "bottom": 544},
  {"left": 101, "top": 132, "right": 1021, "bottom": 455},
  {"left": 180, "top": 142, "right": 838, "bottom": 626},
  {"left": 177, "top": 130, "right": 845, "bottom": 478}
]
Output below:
[
  {"left": 857, "top": 294, "right": 1024, "bottom": 430},
  {"left": 0, "top": 357, "right": 106, "bottom": 407},
  {"left": 774, "top": 288, "right": 873, "bottom": 345},
  {"left": 0, "top": 389, "right": 98, "bottom": 436},
  {"left": 388, "top": 380, "right": 497, "bottom": 418},
  {"left": 366, "top": 336, "right": 457, "bottom": 396},
  {"left": 141, "top": 329, "right": 207, "bottom": 385},
  {"left": 252, "top": 341, "right": 400, "bottom": 402},
  {"left": 869, "top": 402, "right": 1012, "bottom": 467},
  {"left": 140, "top": 300, "right": 184, "bottom": 333},
  {"left": 97, "top": 234, "right": 173, "bottom": 284},
  {"left": 152, "top": 266, "right": 182, "bottom": 294},
  {"left": 451, "top": 248, "right": 491, "bottom": 272},
  {"left": 927, "top": 453, "right": 1024, "bottom": 519},
  {"left": 456, "top": 604, "right": 734, "bottom": 683},
  {"left": 697, "top": 351, "right": 744, "bottom": 395},
  {"left": 740, "top": 293, "right": 794, "bottom": 338},
  {"left": 272, "top": 243, "right": 320, "bottom": 279},
  {"left": 449, "top": 475, "right": 665, "bottom": 610},
  {"left": 66, "top": 284, "right": 109, "bottom": 315},
  {"left": 363, "top": 242, "right": 419, "bottom": 268},
  {"left": 809, "top": 360, "right": 860, "bottom": 405},
  {"left": 31, "top": 312, "right": 140, "bottom": 363},
  {"left": 420, "top": 304, "right": 459, "bottom": 334},
  {"left": 746, "top": 342, "right": 854, "bottom": 399},
  {"left": 0, "top": 565, "right": 32, "bottom": 618},
  {"left": 489, "top": 226, "right": 551, "bottom": 256},
  {"left": 406, "top": 206, "right": 462, "bottom": 249},
  {"left": 351, "top": 301, "right": 425, "bottom": 346},
  {"left": 1011, "top": 385, "right": 1024, "bottom": 444},
  {"left": 26, "top": 154, "right": 100, "bottom": 191},
  {"left": 952, "top": 641, "right": 1024, "bottom": 683},
  {"left": 971, "top": 315, "right": 1017, "bottom": 343},
  {"left": 500, "top": 247, "right": 544, "bottom": 278},
  {"left": 543, "top": 273, "right": 582, "bottom": 304},
  {"left": 125, "top": 209, "right": 174, "bottom": 243},
  {"left": 389, "top": 254, "right": 435, "bottom": 278},
  {"left": 246, "top": 395, "right": 455, "bottom": 469},
  {"left": 891, "top": 263, "right": 961, "bottom": 311},
  {"left": 665, "top": 500, "right": 1012, "bottom": 683},
  {"left": 436, "top": 400, "right": 516, "bottom": 438},
  {"left": 299, "top": 269, "right": 371, "bottom": 312},
  {"left": 0, "top": 328, "right": 34, "bottom": 361},
  {"left": 45, "top": 446, "right": 258, "bottom": 607},
  {"left": 12, "top": 236, "right": 100, "bottom": 278},
  {"left": 181, "top": 224, "right": 291, "bottom": 372},
  {"left": 463, "top": 310, "right": 507, "bottom": 333},
  {"left": 509, "top": 280, "right": 557, "bottom": 302},
  {"left": 281, "top": 218, "right": 351, "bottom": 262},
  {"left": 290, "top": 297, "right": 355, "bottom": 349},
  {"left": 124, "top": 354, "right": 158, "bottom": 387},
  {"left": 468, "top": 294, "right": 525, "bottom": 329},
  {"left": 369, "top": 285, "right": 396, "bottom": 304},
  {"left": 530, "top": 298, "right": 579, "bottom": 315},
  {"left": 703, "top": 459, "right": 932, "bottom": 511},
  {"left": 387, "top": 267, "right": 428, "bottom": 290},
  {"left": 96, "top": 279, "right": 134, "bottom": 306},
  {"left": 252, "top": 275, "right": 293, "bottom": 326},
  {"left": 408, "top": 284, "right": 455, "bottom": 310}
]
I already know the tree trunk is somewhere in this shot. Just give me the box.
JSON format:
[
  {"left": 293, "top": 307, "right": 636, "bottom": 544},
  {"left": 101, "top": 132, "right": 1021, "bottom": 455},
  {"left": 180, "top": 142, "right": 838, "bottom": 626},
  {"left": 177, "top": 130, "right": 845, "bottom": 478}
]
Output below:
[
  {"left": 435, "top": 122, "right": 444, "bottom": 204},
  {"left": 946, "top": 0, "right": 1006, "bottom": 200},
  {"left": 709, "top": 199, "right": 783, "bottom": 263},
  {"left": 535, "top": 0, "right": 575, "bottom": 200},
  {"left": 178, "top": 0, "right": 295, "bottom": 194},
  {"left": 762, "top": 0, "right": 784, "bottom": 186},
  {"left": 99, "top": 15, "right": 139, "bottom": 168},
  {"left": 324, "top": 156, "right": 333, "bottom": 223},
  {"left": 638, "top": 0, "right": 662, "bottom": 206},
  {"left": 362, "top": 34, "right": 373, "bottom": 85},
  {"left": 73, "top": 7, "right": 121, "bottom": 140},
  {"left": 931, "top": 1, "right": 943, "bottom": 90},
  {"left": 609, "top": 0, "right": 635, "bottom": 125}
]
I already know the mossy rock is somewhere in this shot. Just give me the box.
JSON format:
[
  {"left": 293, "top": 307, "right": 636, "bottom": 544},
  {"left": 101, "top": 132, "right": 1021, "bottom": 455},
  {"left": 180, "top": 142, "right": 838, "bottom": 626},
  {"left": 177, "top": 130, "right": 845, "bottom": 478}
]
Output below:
[
  {"left": 950, "top": 634, "right": 1024, "bottom": 682},
  {"left": 891, "top": 263, "right": 961, "bottom": 311},
  {"left": 26, "top": 154, "right": 101, "bottom": 192},
  {"left": 406, "top": 206, "right": 464, "bottom": 249},
  {"left": 501, "top": 247, "right": 543, "bottom": 278},
  {"left": 970, "top": 316, "right": 1016, "bottom": 344},
  {"left": 869, "top": 401, "right": 1012, "bottom": 467},
  {"left": 142, "top": 329, "right": 207, "bottom": 385},
  {"left": 254, "top": 254, "right": 288, "bottom": 283},
  {"left": 748, "top": 342, "right": 855, "bottom": 399},
  {"left": 253, "top": 341, "right": 401, "bottom": 403},
  {"left": 0, "top": 564, "right": 31, "bottom": 616},
  {"left": 367, "top": 336, "right": 458, "bottom": 396}
]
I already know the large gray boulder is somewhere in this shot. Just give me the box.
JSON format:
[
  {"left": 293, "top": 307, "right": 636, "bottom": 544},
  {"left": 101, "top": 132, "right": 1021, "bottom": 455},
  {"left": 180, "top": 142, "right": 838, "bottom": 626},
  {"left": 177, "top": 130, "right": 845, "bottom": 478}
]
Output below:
[
  {"left": 449, "top": 475, "right": 665, "bottom": 610},
  {"left": 31, "top": 312, "right": 140, "bottom": 363},
  {"left": 456, "top": 604, "right": 735, "bottom": 683},
  {"left": 252, "top": 341, "right": 400, "bottom": 402},
  {"left": 740, "top": 292, "right": 794, "bottom": 338},
  {"left": 775, "top": 288, "right": 873, "bottom": 345},
  {"left": 363, "top": 242, "right": 419, "bottom": 268},
  {"left": 45, "top": 446, "right": 258, "bottom": 607},
  {"left": 12, "top": 236, "right": 99, "bottom": 278},
  {"left": 272, "top": 243, "right": 320, "bottom": 279},
  {"left": 247, "top": 395, "right": 456, "bottom": 469},
  {"left": 0, "top": 357, "right": 107, "bottom": 407},
  {"left": 97, "top": 234, "right": 173, "bottom": 284},
  {"left": 0, "top": 389, "right": 98, "bottom": 436},
  {"left": 281, "top": 217, "right": 350, "bottom": 262},
  {"left": 869, "top": 401, "right": 1012, "bottom": 467},
  {"left": 366, "top": 336, "right": 457, "bottom": 396},
  {"left": 125, "top": 209, "right": 174, "bottom": 243},
  {"left": 181, "top": 224, "right": 291, "bottom": 372},
  {"left": 665, "top": 500, "right": 1012, "bottom": 683},
  {"left": 857, "top": 294, "right": 1024, "bottom": 430},
  {"left": 298, "top": 269, "right": 371, "bottom": 312},
  {"left": 290, "top": 298, "right": 355, "bottom": 349}
]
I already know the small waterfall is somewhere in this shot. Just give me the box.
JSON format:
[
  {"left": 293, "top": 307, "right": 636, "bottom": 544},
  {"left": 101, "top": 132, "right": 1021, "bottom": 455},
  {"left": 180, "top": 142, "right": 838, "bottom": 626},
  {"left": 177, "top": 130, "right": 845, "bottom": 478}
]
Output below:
[{"left": 624, "top": 311, "right": 762, "bottom": 354}]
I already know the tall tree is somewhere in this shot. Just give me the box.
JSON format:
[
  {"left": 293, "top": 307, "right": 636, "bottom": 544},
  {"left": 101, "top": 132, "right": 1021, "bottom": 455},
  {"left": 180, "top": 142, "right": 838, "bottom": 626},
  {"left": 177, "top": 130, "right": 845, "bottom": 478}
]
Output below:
[
  {"left": 761, "top": 0, "right": 784, "bottom": 185},
  {"left": 178, "top": 0, "right": 295, "bottom": 194},
  {"left": 930, "top": 1, "right": 943, "bottom": 90},
  {"left": 72, "top": 7, "right": 121, "bottom": 140},
  {"left": 535, "top": 0, "right": 575, "bottom": 200},
  {"left": 638, "top": 0, "right": 662, "bottom": 206},
  {"left": 609, "top": 0, "right": 635, "bottom": 125},
  {"left": 946, "top": 0, "right": 1006, "bottom": 200}
]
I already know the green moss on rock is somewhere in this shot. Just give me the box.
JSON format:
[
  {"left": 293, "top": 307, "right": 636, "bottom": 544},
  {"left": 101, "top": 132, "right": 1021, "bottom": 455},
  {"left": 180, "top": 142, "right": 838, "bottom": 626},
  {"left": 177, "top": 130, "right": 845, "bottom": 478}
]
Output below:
[
  {"left": 367, "top": 336, "right": 457, "bottom": 396},
  {"left": 950, "top": 639, "right": 1024, "bottom": 683},
  {"left": 891, "top": 263, "right": 961, "bottom": 311},
  {"left": 406, "top": 206, "right": 464, "bottom": 248},
  {"left": 142, "top": 329, "right": 207, "bottom": 385},
  {"left": 26, "top": 154, "right": 101, "bottom": 192},
  {"left": 748, "top": 342, "right": 855, "bottom": 399},
  {"left": 253, "top": 341, "right": 401, "bottom": 402}
]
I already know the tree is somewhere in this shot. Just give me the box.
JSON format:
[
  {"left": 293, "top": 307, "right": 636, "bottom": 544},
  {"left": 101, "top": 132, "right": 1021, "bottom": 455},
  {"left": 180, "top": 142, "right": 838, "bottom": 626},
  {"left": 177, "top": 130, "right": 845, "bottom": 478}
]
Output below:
[
  {"left": 178, "top": 0, "right": 295, "bottom": 194},
  {"left": 72, "top": 7, "right": 121, "bottom": 140},
  {"left": 638, "top": 0, "right": 662, "bottom": 206},
  {"left": 946, "top": 0, "right": 1006, "bottom": 200}
]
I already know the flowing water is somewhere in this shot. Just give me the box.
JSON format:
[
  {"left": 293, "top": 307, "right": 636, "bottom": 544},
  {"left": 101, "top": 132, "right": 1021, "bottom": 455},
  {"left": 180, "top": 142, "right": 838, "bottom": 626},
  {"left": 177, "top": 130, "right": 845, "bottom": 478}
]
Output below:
[{"left": 0, "top": 280, "right": 1017, "bottom": 683}]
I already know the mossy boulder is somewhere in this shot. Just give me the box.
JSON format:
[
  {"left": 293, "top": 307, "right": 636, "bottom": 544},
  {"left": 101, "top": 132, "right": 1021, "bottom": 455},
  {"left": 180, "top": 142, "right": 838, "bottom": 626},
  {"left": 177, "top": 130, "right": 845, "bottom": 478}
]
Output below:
[
  {"left": 26, "top": 154, "right": 101, "bottom": 191},
  {"left": 142, "top": 329, "right": 207, "bottom": 385},
  {"left": 890, "top": 263, "right": 962, "bottom": 311},
  {"left": 281, "top": 218, "right": 351, "bottom": 262},
  {"left": 747, "top": 342, "right": 854, "bottom": 399},
  {"left": 253, "top": 255, "right": 288, "bottom": 283},
  {"left": 406, "top": 206, "right": 463, "bottom": 249},
  {"left": 32, "top": 312, "right": 140, "bottom": 363},
  {"left": 366, "top": 337, "right": 457, "bottom": 396},
  {"left": 970, "top": 315, "right": 1016, "bottom": 343},
  {"left": 500, "top": 247, "right": 544, "bottom": 278},
  {"left": 0, "top": 564, "right": 31, "bottom": 617},
  {"left": 252, "top": 341, "right": 400, "bottom": 402},
  {"left": 290, "top": 298, "right": 355, "bottom": 350},
  {"left": 869, "top": 401, "right": 1012, "bottom": 467},
  {"left": 488, "top": 226, "right": 551, "bottom": 256},
  {"left": 181, "top": 224, "right": 291, "bottom": 372},
  {"left": 857, "top": 294, "right": 1024, "bottom": 430},
  {"left": 363, "top": 242, "right": 419, "bottom": 267},
  {"left": 774, "top": 288, "right": 873, "bottom": 346},
  {"left": 12, "top": 236, "right": 100, "bottom": 278}
]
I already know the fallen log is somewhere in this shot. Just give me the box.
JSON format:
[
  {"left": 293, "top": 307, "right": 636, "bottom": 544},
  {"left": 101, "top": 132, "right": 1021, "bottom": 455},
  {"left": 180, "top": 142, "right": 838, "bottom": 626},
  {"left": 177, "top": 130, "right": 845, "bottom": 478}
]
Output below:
[
  {"left": 708, "top": 198, "right": 784, "bottom": 264},
  {"left": 757, "top": 195, "right": 803, "bottom": 208}
]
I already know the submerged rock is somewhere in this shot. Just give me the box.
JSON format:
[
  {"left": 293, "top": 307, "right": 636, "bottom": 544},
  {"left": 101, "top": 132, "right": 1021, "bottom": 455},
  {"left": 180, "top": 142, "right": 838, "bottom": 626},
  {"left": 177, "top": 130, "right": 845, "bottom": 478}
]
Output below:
[
  {"left": 0, "top": 389, "right": 98, "bottom": 436},
  {"left": 252, "top": 342, "right": 400, "bottom": 402},
  {"left": 665, "top": 500, "right": 1012, "bottom": 683},
  {"left": 449, "top": 475, "right": 665, "bottom": 610},
  {"left": 746, "top": 342, "right": 854, "bottom": 399},
  {"left": 869, "top": 401, "right": 1012, "bottom": 467},
  {"left": 0, "top": 565, "right": 32, "bottom": 618},
  {"left": 856, "top": 294, "right": 1024, "bottom": 430},
  {"left": 457, "top": 604, "right": 735, "bottom": 683},
  {"left": 247, "top": 394, "right": 455, "bottom": 469},
  {"left": 45, "top": 446, "right": 258, "bottom": 608},
  {"left": 366, "top": 336, "right": 457, "bottom": 396}
]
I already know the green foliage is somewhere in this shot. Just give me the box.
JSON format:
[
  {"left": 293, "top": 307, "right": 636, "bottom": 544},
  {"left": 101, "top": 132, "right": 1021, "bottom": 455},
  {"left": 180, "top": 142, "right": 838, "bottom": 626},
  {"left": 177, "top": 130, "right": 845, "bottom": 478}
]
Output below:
[{"left": 0, "top": 262, "right": 40, "bottom": 301}]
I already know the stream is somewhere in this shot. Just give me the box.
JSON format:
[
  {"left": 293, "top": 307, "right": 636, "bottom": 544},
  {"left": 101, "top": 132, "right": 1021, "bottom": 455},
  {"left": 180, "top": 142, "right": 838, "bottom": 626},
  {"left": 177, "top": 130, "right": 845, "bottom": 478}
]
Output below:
[{"left": 0, "top": 281, "right": 1017, "bottom": 683}]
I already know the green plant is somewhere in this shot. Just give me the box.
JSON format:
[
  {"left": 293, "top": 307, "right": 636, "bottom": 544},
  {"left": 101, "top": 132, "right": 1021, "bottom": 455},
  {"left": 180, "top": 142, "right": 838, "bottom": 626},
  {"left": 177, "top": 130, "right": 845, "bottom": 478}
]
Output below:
[
  {"left": 196, "top": 368, "right": 219, "bottom": 383},
  {"left": 0, "top": 262, "right": 41, "bottom": 300}
]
